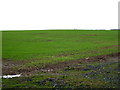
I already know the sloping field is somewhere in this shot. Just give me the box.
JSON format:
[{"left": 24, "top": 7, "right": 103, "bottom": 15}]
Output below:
[{"left": 2, "top": 30, "right": 119, "bottom": 88}]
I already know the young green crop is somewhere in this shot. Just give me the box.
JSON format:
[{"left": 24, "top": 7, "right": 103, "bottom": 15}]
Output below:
[{"left": 2, "top": 30, "right": 119, "bottom": 67}]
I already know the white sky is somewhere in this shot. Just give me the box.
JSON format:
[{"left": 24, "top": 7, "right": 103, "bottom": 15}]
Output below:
[{"left": 0, "top": 0, "right": 119, "bottom": 30}]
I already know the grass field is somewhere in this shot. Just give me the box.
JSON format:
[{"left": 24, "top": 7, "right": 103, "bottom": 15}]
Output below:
[{"left": 2, "top": 30, "right": 119, "bottom": 88}]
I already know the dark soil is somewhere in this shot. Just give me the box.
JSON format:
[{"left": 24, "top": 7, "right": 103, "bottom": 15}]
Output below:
[
  {"left": 41, "top": 52, "right": 119, "bottom": 71},
  {"left": 2, "top": 59, "right": 27, "bottom": 75},
  {"left": 32, "top": 33, "right": 46, "bottom": 35},
  {"left": 101, "top": 45, "right": 120, "bottom": 49},
  {"left": 2, "top": 52, "right": 120, "bottom": 76}
]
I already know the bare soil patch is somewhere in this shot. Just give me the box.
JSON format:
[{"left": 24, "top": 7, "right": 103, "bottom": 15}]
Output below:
[
  {"left": 41, "top": 53, "right": 119, "bottom": 71},
  {"left": 47, "top": 40, "right": 53, "bottom": 42},
  {"left": 24, "top": 39, "right": 53, "bottom": 42},
  {"left": 101, "top": 45, "right": 120, "bottom": 49},
  {"left": 32, "top": 33, "right": 46, "bottom": 35},
  {"left": 2, "top": 59, "right": 27, "bottom": 75},
  {"left": 80, "top": 34, "right": 102, "bottom": 36},
  {"left": 2, "top": 52, "right": 119, "bottom": 76}
]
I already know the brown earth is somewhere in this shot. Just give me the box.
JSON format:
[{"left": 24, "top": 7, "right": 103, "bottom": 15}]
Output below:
[
  {"left": 2, "top": 52, "right": 120, "bottom": 76},
  {"left": 2, "top": 59, "right": 27, "bottom": 75},
  {"left": 32, "top": 33, "right": 46, "bottom": 35},
  {"left": 101, "top": 45, "right": 120, "bottom": 49},
  {"left": 41, "top": 52, "right": 119, "bottom": 71}
]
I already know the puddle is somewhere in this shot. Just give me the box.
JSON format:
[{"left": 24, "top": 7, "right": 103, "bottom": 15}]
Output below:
[{"left": 0, "top": 74, "right": 21, "bottom": 79}]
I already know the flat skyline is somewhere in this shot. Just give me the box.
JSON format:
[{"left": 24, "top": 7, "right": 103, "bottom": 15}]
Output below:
[{"left": 0, "top": 0, "right": 119, "bottom": 30}]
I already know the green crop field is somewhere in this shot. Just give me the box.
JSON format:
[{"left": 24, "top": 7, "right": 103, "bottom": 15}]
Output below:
[{"left": 2, "top": 30, "right": 119, "bottom": 88}]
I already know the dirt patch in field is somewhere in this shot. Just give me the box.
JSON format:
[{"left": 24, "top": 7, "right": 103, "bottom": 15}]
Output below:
[
  {"left": 2, "top": 59, "right": 26, "bottom": 68},
  {"left": 32, "top": 33, "right": 46, "bottom": 35},
  {"left": 2, "top": 52, "right": 119, "bottom": 76},
  {"left": 2, "top": 59, "right": 27, "bottom": 75},
  {"left": 80, "top": 34, "right": 102, "bottom": 36},
  {"left": 24, "top": 39, "right": 53, "bottom": 42},
  {"left": 101, "top": 45, "right": 120, "bottom": 49},
  {"left": 41, "top": 53, "right": 119, "bottom": 71},
  {"left": 47, "top": 40, "right": 53, "bottom": 42}
]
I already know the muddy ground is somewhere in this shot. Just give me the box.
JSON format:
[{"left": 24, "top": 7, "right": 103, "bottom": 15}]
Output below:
[
  {"left": 2, "top": 52, "right": 120, "bottom": 77},
  {"left": 2, "top": 52, "right": 120, "bottom": 88}
]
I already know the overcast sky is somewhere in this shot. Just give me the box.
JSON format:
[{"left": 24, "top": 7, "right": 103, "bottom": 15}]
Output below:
[{"left": 0, "top": 0, "right": 119, "bottom": 30}]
